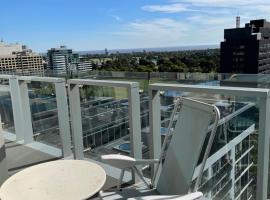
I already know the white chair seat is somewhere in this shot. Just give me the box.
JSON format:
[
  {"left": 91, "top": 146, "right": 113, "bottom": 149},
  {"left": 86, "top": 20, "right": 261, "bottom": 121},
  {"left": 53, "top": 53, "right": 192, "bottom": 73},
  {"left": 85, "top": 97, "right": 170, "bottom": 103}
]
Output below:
[
  {"left": 101, "top": 154, "right": 159, "bottom": 169},
  {"left": 127, "top": 192, "right": 203, "bottom": 200},
  {"left": 99, "top": 188, "right": 202, "bottom": 200}
]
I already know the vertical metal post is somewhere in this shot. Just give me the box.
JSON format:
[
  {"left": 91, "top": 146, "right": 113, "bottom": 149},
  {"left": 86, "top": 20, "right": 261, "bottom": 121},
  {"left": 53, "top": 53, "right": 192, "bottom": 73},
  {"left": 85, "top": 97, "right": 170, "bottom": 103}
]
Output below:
[
  {"left": 230, "top": 145, "right": 236, "bottom": 199},
  {"left": 149, "top": 89, "right": 161, "bottom": 180},
  {"left": 18, "top": 80, "right": 33, "bottom": 143},
  {"left": 0, "top": 114, "right": 8, "bottom": 185},
  {"left": 69, "top": 84, "right": 84, "bottom": 159},
  {"left": 128, "top": 83, "right": 142, "bottom": 182},
  {"left": 128, "top": 83, "right": 142, "bottom": 158},
  {"left": 9, "top": 77, "right": 33, "bottom": 143},
  {"left": 257, "top": 96, "right": 270, "bottom": 200},
  {"left": 208, "top": 167, "right": 214, "bottom": 198},
  {"left": 9, "top": 76, "right": 24, "bottom": 141},
  {"left": 55, "top": 81, "right": 72, "bottom": 157}
]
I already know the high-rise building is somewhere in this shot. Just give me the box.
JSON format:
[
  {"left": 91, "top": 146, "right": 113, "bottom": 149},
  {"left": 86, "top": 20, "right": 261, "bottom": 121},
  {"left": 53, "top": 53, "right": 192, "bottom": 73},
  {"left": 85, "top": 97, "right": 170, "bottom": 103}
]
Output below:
[
  {"left": 47, "top": 46, "right": 79, "bottom": 72},
  {"left": 76, "top": 56, "right": 92, "bottom": 71},
  {"left": 220, "top": 18, "right": 270, "bottom": 74},
  {"left": 0, "top": 40, "right": 22, "bottom": 56},
  {"left": 0, "top": 41, "right": 44, "bottom": 75},
  {"left": 47, "top": 46, "right": 93, "bottom": 73}
]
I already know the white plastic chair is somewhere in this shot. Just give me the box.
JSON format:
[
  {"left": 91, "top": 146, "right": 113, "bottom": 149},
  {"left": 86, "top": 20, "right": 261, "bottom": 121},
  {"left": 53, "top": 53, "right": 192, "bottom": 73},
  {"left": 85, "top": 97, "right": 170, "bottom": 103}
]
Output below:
[{"left": 101, "top": 97, "right": 220, "bottom": 200}]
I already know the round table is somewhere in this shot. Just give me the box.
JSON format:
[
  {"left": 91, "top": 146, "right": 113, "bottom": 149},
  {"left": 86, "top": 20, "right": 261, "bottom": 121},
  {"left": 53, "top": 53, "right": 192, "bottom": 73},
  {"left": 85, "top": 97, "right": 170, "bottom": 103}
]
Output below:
[{"left": 0, "top": 160, "right": 106, "bottom": 200}]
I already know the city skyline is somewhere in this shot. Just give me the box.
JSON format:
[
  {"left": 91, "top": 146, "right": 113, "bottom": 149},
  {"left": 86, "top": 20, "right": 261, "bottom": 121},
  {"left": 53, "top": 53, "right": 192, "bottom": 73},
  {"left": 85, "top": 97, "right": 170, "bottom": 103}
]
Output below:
[{"left": 1, "top": 0, "right": 270, "bottom": 52}]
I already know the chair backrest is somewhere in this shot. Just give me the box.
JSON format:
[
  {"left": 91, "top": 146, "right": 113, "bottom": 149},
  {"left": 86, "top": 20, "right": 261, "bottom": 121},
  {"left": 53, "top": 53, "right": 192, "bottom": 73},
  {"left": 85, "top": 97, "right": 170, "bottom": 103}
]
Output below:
[{"left": 156, "top": 98, "right": 219, "bottom": 195}]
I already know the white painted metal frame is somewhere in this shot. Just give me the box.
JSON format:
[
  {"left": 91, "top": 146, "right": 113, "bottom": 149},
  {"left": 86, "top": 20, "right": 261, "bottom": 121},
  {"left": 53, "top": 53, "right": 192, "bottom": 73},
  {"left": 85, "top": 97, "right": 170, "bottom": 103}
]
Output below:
[
  {"left": 67, "top": 79, "right": 142, "bottom": 164},
  {"left": 10, "top": 77, "right": 33, "bottom": 143},
  {"left": 0, "top": 75, "right": 17, "bottom": 97},
  {"left": 148, "top": 83, "right": 270, "bottom": 200},
  {"left": 0, "top": 102, "right": 8, "bottom": 185},
  {"left": 0, "top": 75, "right": 29, "bottom": 142},
  {"left": 14, "top": 76, "right": 73, "bottom": 157}
]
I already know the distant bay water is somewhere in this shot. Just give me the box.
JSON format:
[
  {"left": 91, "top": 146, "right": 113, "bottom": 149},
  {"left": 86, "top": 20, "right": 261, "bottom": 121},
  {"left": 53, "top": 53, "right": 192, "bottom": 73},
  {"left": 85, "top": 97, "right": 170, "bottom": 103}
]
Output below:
[{"left": 75, "top": 44, "right": 219, "bottom": 55}]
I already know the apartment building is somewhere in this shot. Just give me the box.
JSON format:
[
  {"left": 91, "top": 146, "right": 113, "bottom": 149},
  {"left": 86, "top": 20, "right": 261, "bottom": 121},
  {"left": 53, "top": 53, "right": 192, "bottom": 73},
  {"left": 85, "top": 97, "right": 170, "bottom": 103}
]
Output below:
[
  {"left": 0, "top": 42, "right": 44, "bottom": 75},
  {"left": 47, "top": 46, "right": 93, "bottom": 73},
  {"left": 190, "top": 101, "right": 255, "bottom": 200},
  {"left": 47, "top": 46, "right": 79, "bottom": 72},
  {"left": 77, "top": 57, "right": 92, "bottom": 71},
  {"left": 0, "top": 40, "right": 22, "bottom": 56},
  {"left": 221, "top": 18, "right": 270, "bottom": 74}
]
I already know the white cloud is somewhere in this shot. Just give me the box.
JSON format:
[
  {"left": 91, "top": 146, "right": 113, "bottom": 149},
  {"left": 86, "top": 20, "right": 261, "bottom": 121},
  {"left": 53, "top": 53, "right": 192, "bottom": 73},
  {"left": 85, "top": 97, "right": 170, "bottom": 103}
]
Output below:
[
  {"left": 248, "top": 5, "right": 270, "bottom": 15},
  {"left": 142, "top": 3, "right": 189, "bottom": 13},
  {"left": 165, "top": 0, "right": 270, "bottom": 30},
  {"left": 108, "top": 0, "right": 270, "bottom": 49},
  {"left": 111, "top": 15, "right": 121, "bottom": 22},
  {"left": 161, "top": 0, "right": 270, "bottom": 18},
  {"left": 171, "top": 0, "right": 270, "bottom": 8},
  {"left": 188, "top": 15, "right": 234, "bottom": 26},
  {"left": 130, "top": 18, "right": 188, "bottom": 32},
  {"left": 112, "top": 18, "right": 191, "bottom": 47}
]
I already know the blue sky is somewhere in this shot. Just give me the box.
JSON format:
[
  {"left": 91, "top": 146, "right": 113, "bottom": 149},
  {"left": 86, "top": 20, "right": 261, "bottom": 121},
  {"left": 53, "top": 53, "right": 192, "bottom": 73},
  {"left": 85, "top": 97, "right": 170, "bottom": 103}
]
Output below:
[{"left": 1, "top": 0, "right": 270, "bottom": 52}]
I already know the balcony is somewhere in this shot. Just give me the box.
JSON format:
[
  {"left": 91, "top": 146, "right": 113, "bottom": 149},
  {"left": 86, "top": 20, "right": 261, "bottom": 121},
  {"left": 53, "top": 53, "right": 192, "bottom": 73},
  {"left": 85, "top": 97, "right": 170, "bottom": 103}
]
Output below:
[{"left": 0, "top": 72, "right": 270, "bottom": 200}]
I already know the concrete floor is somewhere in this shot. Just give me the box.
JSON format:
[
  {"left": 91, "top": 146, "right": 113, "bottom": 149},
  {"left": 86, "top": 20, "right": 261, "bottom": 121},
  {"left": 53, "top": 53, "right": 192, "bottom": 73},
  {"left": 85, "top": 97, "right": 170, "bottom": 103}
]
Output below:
[
  {"left": 5, "top": 140, "right": 60, "bottom": 175},
  {"left": 4, "top": 139, "right": 121, "bottom": 192}
]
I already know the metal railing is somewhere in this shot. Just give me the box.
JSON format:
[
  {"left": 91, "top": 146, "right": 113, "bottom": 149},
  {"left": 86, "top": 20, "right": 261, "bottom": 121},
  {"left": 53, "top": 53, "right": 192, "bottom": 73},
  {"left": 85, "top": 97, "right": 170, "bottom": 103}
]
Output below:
[
  {"left": 0, "top": 114, "right": 8, "bottom": 185},
  {"left": 0, "top": 74, "right": 270, "bottom": 199},
  {"left": 67, "top": 79, "right": 142, "bottom": 161},
  {"left": 148, "top": 83, "right": 270, "bottom": 200},
  {"left": 0, "top": 75, "right": 72, "bottom": 157}
]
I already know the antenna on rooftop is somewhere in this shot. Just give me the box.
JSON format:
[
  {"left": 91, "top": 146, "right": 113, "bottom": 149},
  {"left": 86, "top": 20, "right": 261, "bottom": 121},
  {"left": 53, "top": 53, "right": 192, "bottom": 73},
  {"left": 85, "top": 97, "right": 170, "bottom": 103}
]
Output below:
[{"left": 236, "top": 16, "right": 240, "bottom": 28}]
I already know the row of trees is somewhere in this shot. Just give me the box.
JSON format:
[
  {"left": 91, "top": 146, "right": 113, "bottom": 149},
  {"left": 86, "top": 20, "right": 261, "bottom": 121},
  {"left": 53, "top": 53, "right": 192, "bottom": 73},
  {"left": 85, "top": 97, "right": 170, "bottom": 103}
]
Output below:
[{"left": 88, "top": 49, "right": 220, "bottom": 73}]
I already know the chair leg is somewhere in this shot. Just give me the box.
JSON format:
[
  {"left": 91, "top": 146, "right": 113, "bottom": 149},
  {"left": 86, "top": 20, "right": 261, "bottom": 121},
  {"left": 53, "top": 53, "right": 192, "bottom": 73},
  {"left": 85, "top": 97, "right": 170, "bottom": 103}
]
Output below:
[
  {"left": 98, "top": 191, "right": 103, "bottom": 200},
  {"left": 133, "top": 166, "right": 150, "bottom": 189},
  {"left": 117, "top": 168, "right": 125, "bottom": 190}
]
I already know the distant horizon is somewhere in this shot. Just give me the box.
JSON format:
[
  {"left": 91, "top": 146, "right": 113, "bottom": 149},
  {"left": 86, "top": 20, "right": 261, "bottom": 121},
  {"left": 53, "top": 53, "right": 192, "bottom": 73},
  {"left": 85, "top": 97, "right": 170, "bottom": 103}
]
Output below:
[
  {"left": 37, "top": 43, "right": 219, "bottom": 55},
  {"left": 1, "top": 0, "right": 269, "bottom": 52},
  {"left": 74, "top": 44, "right": 220, "bottom": 55}
]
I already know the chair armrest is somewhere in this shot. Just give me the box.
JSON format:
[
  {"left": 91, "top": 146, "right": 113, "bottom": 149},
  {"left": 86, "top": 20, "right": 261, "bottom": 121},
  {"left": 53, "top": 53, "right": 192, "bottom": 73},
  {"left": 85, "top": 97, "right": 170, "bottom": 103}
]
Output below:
[
  {"left": 127, "top": 192, "right": 203, "bottom": 200},
  {"left": 101, "top": 154, "right": 159, "bottom": 168}
]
